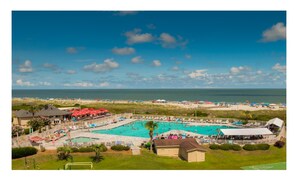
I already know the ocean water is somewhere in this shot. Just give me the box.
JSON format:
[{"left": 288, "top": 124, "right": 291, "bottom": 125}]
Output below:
[
  {"left": 92, "top": 120, "right": 233, "bottom": 138},
  {"left": 12, "top": 89, "right": 286, "bottom": 103}
]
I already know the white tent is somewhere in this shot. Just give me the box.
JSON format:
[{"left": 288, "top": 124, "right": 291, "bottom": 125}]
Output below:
[
  {"left": 220, "top": 128, "right": 273, "bottom": 136},
  {"left": 265, "top": 118, "right": 284, "bottom": 128}
]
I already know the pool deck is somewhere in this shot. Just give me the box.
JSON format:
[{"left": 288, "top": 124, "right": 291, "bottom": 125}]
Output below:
[
  {"left": 43, "top": 119, "right": 147, "bottom": 149},
  {"left": 38, "top": 119, "right": 239, "bottom": 149}
]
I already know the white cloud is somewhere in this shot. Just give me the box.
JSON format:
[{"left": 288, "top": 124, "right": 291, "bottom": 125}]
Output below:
[
  {"left": 66, "top": 47, "right": 77, "bottom": 54},
  {"left": 64, "top": 82, "right": 94, "bottom": 87},
  {"left": 39, "top": 81, "right": 51, "bottom": 86},
  {"left": 83, "top": 59, "right": 119, "bottom": 73},
  {"left": 16, "top": 79, "right": 34, "bottom": 86},
  {"left": 159, "top": 33, "right": 188, "bottom": 48},
  {"left": 272, "top": 63, "right": 286, "bottom": 74},
  {"left": 99, "top": 82, "right": 110, "bottom": 87},
  {"left": 257, "top": 70, "right": 263, "bottom": 75},
  {"left": 43, "top": 63, "right": 61, "bottom": 73},
  {"left": 66, "top": 47, "right": 85, "bottom": 54},
  {"left": 152, "top": 60, "right": 161, "bottom": 67},
  {"left": 112, "top": 47, "right": 135, "bottom": 55},
  {"left": 260, "top": 22, "right": 286, "bottom": 42},
  {"left": 125, "top": 29, "right": 154, "bottom": 44},
  {"left": 66, "top": 70, "right": 76, "bottom": 74},
  {"left": 19, "top": 60, "right": 33, "bottom": 73},
  {"left": 185, "top": 54, "right": 192, "bottom": 59},
  {"left": 188, "top": 69, "right": 208, "bottom": 79},
  {"left": 230, "top": 66, "right": 250, "bottom": 74},
  {"left": 160, "top": 33, "right": 176, "bottom": 47},
  {"left": 171, "top": 66, "right": 179, "bottom": 71},
  {"left": 115, "top": 11, "right": 138, "bottom": 16},
  {"left": 131, "top": 56, "right": 143, "bottom": 64}
]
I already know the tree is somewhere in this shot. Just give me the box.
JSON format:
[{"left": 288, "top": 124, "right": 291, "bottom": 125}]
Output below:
[
  {"left": 91, "top": 144, "right": 105, "bottom": 163},
  {"left": 57, "top": 146, "right": 73, "bottom": 161},
  {"left": 27, "top": 118, "right": 45, "bottom": 132},
  {"left": 29, "top": 105, "right": 39, "bottom": 120},
  {"left": 145, "top": 121, "right": 158, "bottom": 152},
  {"left": 12, "top": 125, "right": 24, "bottom": 138}
]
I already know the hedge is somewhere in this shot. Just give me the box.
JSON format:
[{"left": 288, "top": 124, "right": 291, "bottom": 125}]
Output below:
[
  {"left": 111, "top": 144, "right": 130, "bottom": 151},
  {"left": 256, "top": 144, "right": 270, "bottom": 150},
  {"left": 220, "top": 144, "right": 233, "bottom": 151},
  {"left": 231, "top": 144, "right": 242, "bottom": 151},
  {"left": 77, "top": 147, "right": 94, "bottom": 152},
  {"left": 12, "top": 147, "right": 38, "bottom": 159},
  {"left": 209, "top": 144, "right": 241, "bottom": 151},
  {"left": 209, "top": 144, "right": 220, "bottom": 150},
  {"left": 70, "top": 144, "right": 107, "bottom": 153},
  {"left": 243, "top": 144, "right": 257, "bottom": 151},
  {"left": 243, "top": 144, "right": 270, "bottom": 151}
]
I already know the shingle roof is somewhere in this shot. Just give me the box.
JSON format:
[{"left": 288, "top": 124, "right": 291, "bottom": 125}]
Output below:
[
  {"left": 180, "top": 141, "right": 206, "bottom": 152},
  {"left": 35, "top": 104, "right": 72, "bottom": 116},
  {"left": 154, "top": 138, "right": 206, "bottom": 152},
  {"left": 14, "top": 109, "right": 33, "bottom": 118}
]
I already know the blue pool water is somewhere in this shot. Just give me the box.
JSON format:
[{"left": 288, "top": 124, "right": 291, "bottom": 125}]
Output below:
[{"left": 92, "top": 120, "right": 234, "bottom": 138}]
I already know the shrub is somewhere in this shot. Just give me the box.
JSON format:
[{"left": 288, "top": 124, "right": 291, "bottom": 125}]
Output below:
[
  {"left": 70, "top": 147, "right": 79, "bottom": 153},
  {"left": 274, "top": 141, "right": 285, "bottom": 148},
  {"left": 209, "top": 144, "right": 220, "bottom": 150},
  {"left": 194, "top": 111, "right": 208, "bottom": 117},
  {"left": 111, "top": 144, "right": 130, "bottom": 151},
  {"left": 219, "top": 144, "right": 233, "bottom": 151},
  {"left": 24, "top": 128, "right": 30, "bottom": 135},
  {"left": 243, "top": 144, "right": 257, "bottom": 151},
  {"left": 231, "top": 144, "right": 242, "bottom": 151},
  {"left": 57, "top": 147, "right": 73, "bottom": 161},
  {"left": 243, "top": 144, "right": 270, "bottom": 151},
  {"left": 77, "top": 147, "right": 94, "bottom": 152},
  {"left": 12, "top": 147, "right": 38, "bottom": 159},
  {"left": 98, "top": 144, "right": 108, "bottom": 152},
  {"left": 144, "top": 142, "right": 151, "bottom": 149},
  {"left": 256, "top": 144, "right": 270, "bottom": 150}
]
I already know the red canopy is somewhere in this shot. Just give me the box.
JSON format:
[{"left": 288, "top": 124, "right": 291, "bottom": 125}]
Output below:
[{"left": 29, "top": 136, "right": 43, "bottom": 142}]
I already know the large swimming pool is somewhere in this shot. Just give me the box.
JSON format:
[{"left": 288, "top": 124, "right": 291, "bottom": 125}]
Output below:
[{"left": 92, "top": 120, "right": 234, "bottom": 138}]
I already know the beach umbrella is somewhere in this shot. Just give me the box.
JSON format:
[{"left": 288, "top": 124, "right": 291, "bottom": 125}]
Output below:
[{"left": 29, "top": 136, "right": 43, "bottom": 142}]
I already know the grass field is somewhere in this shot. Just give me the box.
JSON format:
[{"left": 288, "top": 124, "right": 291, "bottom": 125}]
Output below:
[
  {"left": 12, "top": 146, "right": 286, "bottom": 170},
  {"left": 241, "top": 162, "right": 286, "bottom": 170}
]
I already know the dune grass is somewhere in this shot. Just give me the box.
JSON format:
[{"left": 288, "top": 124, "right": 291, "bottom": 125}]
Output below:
[
  {"left": 12, "top": 146, "right": 286, "bottom": 170},
  {"left": 12, "top": 99, "right": 286, "bottom": 122}
]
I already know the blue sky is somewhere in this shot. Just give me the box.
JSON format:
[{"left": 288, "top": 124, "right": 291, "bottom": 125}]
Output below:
[{"left": 12, "top": 11, "right": 286, "bottom": 89}]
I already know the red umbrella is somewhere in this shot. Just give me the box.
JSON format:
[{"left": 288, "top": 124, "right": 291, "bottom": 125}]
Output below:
[{"left": 29, "top": 136, "right": 44, "bottom": 142}]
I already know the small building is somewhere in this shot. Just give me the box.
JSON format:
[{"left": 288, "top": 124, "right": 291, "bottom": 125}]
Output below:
[
  {"left": 35, "top": 104, "right": 72, "bottom": 125},
  {"left": 154, "top": 138, "right": 206, "bottom": 162},
  {"left": 131, "top": 146, "right": 141, "bottom": 155},
  {"left": 265, "top": 118, "right": 284, "bottom": 133},
  {"left": 13, "top": 104, "right": 72, "bottom": 127},
  {"left": 13, "top": 110, "right": 34, "bottom": 127}
]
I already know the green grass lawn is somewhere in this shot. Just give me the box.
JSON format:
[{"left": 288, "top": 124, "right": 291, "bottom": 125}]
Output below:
[
  {"left": 12, "top": 146, "right": 286, "bottom": 170},
  {"left": 241, "top": 162, "right": 286, "bottom": 170}
]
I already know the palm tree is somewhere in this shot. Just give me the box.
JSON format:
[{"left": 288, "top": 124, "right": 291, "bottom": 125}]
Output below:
[
  {"left": 29, "top": 105, "right": 39, "bottom": 120},
  {"left": 145, "top": 121, "right": 158, "bottom": 152},
  {"left": 92, "top": 144, "right": 105, "bottom": 163},
  {"left": 57, "top": 146, "right": 73, "bottom": 161}
]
